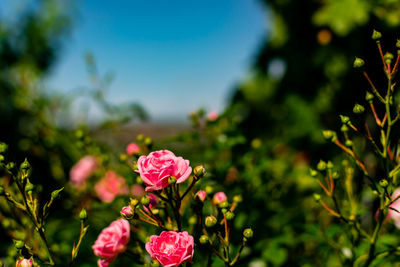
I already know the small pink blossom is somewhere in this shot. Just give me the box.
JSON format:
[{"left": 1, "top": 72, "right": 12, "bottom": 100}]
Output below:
[
  {"left": 213, "top": 192, "right": 227, "bottom": 205},
  {"left": 388, "top": 188, "right": 400, "bottom": 228},
  {"left": 95, "top": 171, "right": 129, "bottom": 203},
  {"left": 136, "top": 150, "right": 192, "bottom": 191},
  {"left": 207, "top": 111, "right": 219, "bottom": 121},
  {"left": 126, "top": 143, "right": 140, "bottom": 155},
  {"left": 70, "top": 156, "right": 98, "bottom": 188},
  {"left": 195, "top": 190, "right": 207, "bottom": 202},
  {"left": 120, "top": 206, "right": 133, "bottom": 217},
  {"left": 146, "top": 231, "right": 194, "bottom": 267},
  {"left": 16, "top": 259, "right": 32, "bottom": 267},
  {"left": 92, "top": 219, "right": 130, "bottom": 267}
]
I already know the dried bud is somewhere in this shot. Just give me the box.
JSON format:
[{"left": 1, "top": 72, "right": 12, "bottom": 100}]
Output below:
[
  {"left": 379, "top": 179, "right": 389, "bottom": 188},
  {"left": 365, "top": 91, "right": 374, "bottom": 102},
  {"left": 317, "top": 160, "right": 327, "bottom": 171},
  {"left": 79, "top": 208, "right": 88, "bottom": 221},
  {"left": 353, "top": 103, "right": 365, "bottom": 114},
  {"left": 168, "top": 176, "right": 177, "bottom": 185},
  {"left": 205, "top": 215, "right": 217, "bottom": 227},
  {"left": 353, "top": 57, "right": 365, "bottom": 68},
  {"left": 243, "top": 228, "right": 253, "bottom": 239},
  {"left": 225, "top": 211, "right": 235, "bottom": 220},
  {"left": 372, "top": 29, "right": 382, "bottom": 40},
  {"left": 193, "top": 165, "right": 206, "bottom": 178},
  {"left": 199, "top": 235, "right": 209, "bottom": 244}
]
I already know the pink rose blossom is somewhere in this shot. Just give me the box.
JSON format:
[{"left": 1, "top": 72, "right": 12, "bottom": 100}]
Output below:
[
  {"left": 213, "top": 192, "right": 227, "bottom": 205},
  {"left": 146, "top": 231, "right": 194, "bottom": 267},
  {"left": 388, "top": 188, "right": 400, "bottom": 228},
  {"left": 136, "top": 150, "right": 192, "bottom": 191},
  {"left": 16, "top": 259, "right": 32, "bottom": 267},
  {"left": 92, "top": 219, "right": 130, "bottom": 267},
  {"left": 70, "top": 156, "right": 97, "bottom": 188},
  {"left": 126, "top": 143, "right": 140, "bottom": 155},
  {"left": 195, "top": 190, "right": 207, "bottom": 202},
  {"left": 207, "top": 111, "right": 219, "bottom": 121},
  {"left": 95, "top": 171, "right": 129, "bottom": 203}
]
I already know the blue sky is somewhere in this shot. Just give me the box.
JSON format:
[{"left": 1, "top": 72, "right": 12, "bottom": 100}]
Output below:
[{"left": 5, "top": 0, "right": 267, "bottom": 121}]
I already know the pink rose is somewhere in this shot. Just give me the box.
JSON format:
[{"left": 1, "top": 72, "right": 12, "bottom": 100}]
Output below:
[
  {"left": 136, "top": 150, "right": 192, "bottom": 191},
  {"left": 92, "top": 219, "right": 130, "bottom": 267},
  {"left": 207, "top": 111, "right": 219, "bottom": 121},
  {"left": 70, "top": 156, "right": 98, "bottom": 188},
  {"left": 95, "top": 171, "right": 129, "bottom": 203},
  {"left": 126, "top": 142, "right": 140, "bottom": 155},
  {"left": 146, "top": 231, "right": 194, "bottom": 267},
  {"left": 213, "top": 192, "right": 227, "bottom": 205},
  {"left": 16, "top": 259, "right": 32, "bottom": 267},
  {"left": 195, "top": 190, "right": 207, "bottom": 202},
  {"left": 388, "top": 188, "right": 400, "bottom": 228},
  {"left": 120, "top": 206, "right": 134, "bottom": 217}
]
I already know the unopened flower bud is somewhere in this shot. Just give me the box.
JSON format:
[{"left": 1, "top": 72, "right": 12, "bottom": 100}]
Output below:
[
  {"left": 340, "top": 115, "right": 350, "bottom": 124},
  {"left": 205, "top": 185, "right": 213, "bottom": 194},
  {"left": 219, "top": 201, "right": 229, "bottom": 209},
  {"left": 151, "top": 260, "right": 160, "bottom": 267},
  {"left": 322, "top": 130, "right": 335, "bottom": 141},
  {"left": 194, "top": 165, "right": 206, "bottom": 178},
  {"left": 213, "top": 192, "right": 227, "bottom": 205},
  {"left": 326, "top": 161, "right": 334, "bottom": 169},
  {"left": 317, "top": 160, "right": 327, "bottom": 171},
  {"left": 20, "top": 158, "right": 30, "bottom": 171},
  {"left": 51, "top": 187, "right": 63, "bottom": 200},
  {"left": 14, "top": 240, "right": 24, "bottom": 249},
  {"left": 0, "top": 143, "right": 7, "bottom": 153},
  {"left": 340, "top": 125, "right": 349, "bottom": 132},
  {"left": 195, "top": 190, "right": 207, "bottom": 202},
  {"left": 25, "top": 181, "right": 34, "bottom": 192},
  {"left": 79, "top": 208, "right": 88, "bottom": 221},
  {"left": 188, "top": 216, "right": 197, "bottom": 225},
  {"left": 16, "top": 258, "right": 32, "bottom": 267},
  {"left": 199, "top": 235, "right": 209, "bottom": 244},
  {"left": 225, "top": 211, "right": 235, "bottom": 220},
  {"left": 313, "top": 193, "right": 321, "bottom": 202},
  {"left": 205, "top": 215, "right": 217, "bottom": 227},
  {"left": 120, "top": 206, "right": 134, "bottom": 219},
  {"left": 345, "top": 140, "right": 353, "bottom": 147},
  {"left": 144, "top": 137, "right": 153, "bottom": 146},
  {"left": 0, "top": 155, "right": 4, "bottom": 162},
  {"left": 168, "top": 176, "right": 177, "bottom": 184},
  {"left": 353, "top": 103, "right": 365, "bottom": 114},
  {"left": 353, "top": 57, "right": 365, "bottom": 68},
  {"left": 126, "top": 142, "right": 140, "bottom": 156},
  {"left": 243, "top": 228, "right": 253, "bottom": 239},
  {"left": 397, "top": 39, "right": 400, "bottom": 49},
  {"left": 141, "top": 196, "right": 150, "bottom": 206},
  {"left": 233, "top": 195, "right": 243, "bottom": 203},
  {"left": 372, "top": 29, "right": 382, "bottom": 40},
  {"left": 384, "top": 52, "right": 394, "bottom": 65},
  {"left": 365, "top": 91, "right": 374, "bottom": 102},
  {"left": 136, "top": 134, "right": 145, "bottom": 142},
  {"left": 379, "top": 179, "right": 389, "bottom": 188},
  {"left": 6, "top": 162, "right": 15, "bottom": 171},
  {"left": 130, "top": 198, "right": 139, "bottom": 207},
  {"left": 309, "top": 169, "right": 318, "bottom": 177}
]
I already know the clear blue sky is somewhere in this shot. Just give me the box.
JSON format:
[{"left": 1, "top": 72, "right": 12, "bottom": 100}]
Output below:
[{"left": 7, "top": 0, "right": 267, "bottom": 121}]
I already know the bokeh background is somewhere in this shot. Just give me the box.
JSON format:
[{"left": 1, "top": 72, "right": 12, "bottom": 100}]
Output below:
[{"left": 1, "top": 0, "right": 400, "bottom": 266}]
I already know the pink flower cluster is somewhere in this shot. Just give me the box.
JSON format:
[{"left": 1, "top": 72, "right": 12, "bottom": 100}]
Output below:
[
  {"left": 70, "top": 156, "right": 98, "bottom": 188},
  {"left": 92, "top": 219, "right": 130, "bottom": 267},
  {"left": 95, "top": 171, "right": 129, "bottom": 203},
  {"left": 146, "top": 231, "right": 194, "bottom": 267},
  {"left": 136, "top": 150, "right": 192, "bottom": 191}
]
